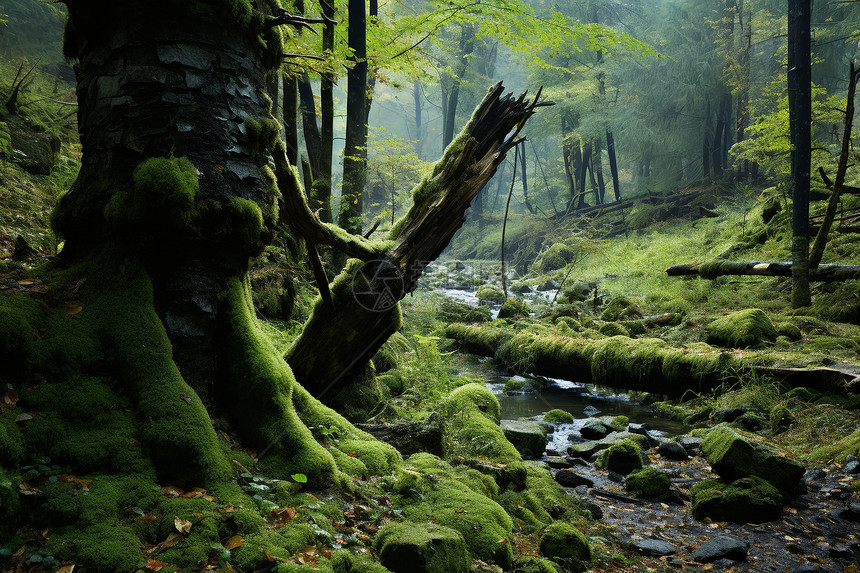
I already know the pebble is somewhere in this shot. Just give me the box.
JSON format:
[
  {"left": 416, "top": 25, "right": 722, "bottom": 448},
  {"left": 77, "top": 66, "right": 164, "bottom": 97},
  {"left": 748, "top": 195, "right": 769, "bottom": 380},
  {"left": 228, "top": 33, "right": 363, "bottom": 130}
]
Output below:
[
  {"left": 631, "top": 538, "right": 678, "bottom": 556},
  {"left": 844, "top": 460, "right": 860, "bottom": 474},
  {"left": 657, "top": 441, "right": 689, "bottom": 461},
  {"left": 554, "top": 469, "right": 594, "bottom": 488},
  {"left": 689, "top": 535, "right": 748, "bottom": 563},
  {"left": 676, "top": 436, "right": 703, "bottom": 456}
]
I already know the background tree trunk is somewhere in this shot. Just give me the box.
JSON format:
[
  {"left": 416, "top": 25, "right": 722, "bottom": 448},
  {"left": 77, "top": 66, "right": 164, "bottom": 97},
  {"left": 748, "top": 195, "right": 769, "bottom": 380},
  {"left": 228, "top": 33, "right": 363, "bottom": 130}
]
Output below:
[{"left": 788, "top": 0, "right": 812, "bottom": 307}]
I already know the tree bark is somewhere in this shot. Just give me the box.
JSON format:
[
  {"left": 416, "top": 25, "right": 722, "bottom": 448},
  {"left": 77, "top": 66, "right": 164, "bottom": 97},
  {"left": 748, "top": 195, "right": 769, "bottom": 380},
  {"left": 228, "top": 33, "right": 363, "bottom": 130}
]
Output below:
[
  {"left": 337, "top": 0, "right": 368, "bottom": 235},
  {"left": 282, "top": 75, "right": 299, "bottom": 165},
  {"left": 286, "top": 84, "right": 547, "bottom": 397},
  {"left": 788, "top": 0, "right": 812, "bottom": 307},
  {"left": 606, "top": 130, "right": 620, "bottom": 202},
  {"left": 298, "top": 73, "right": 322, "bottom": 177}
]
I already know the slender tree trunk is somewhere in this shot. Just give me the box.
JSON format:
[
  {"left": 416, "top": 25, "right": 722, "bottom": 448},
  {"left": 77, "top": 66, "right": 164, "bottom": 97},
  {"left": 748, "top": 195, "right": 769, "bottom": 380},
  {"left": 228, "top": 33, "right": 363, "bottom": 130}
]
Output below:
[
  {"left": 788, "top": 0, "right": 812, "bottom": 307},
  {"left": 594, "top": 136, "right": 605, "bottom": 204},
  {"left": 606, "top": 130, "right": 621, "bottom": 201},
  {"left": 712, "top": 95, "right": 728, "bottom": 176},
  {"left": 413, "top": 79, "right": 423, "bottom": 158},
  {"left": 519, "top": 140, "right": 535, "bottom": 214},
  {"left": 574, "top": 143, "right": 587, "bottom": 210},
  {"left": 298, "top": 74, "right": 321, "bottom": 177},
  {"left": 338, "top": 0, "right": 368, "bottom": 235},
  {"left": 561, "top": 115, "right": 577, "bottom": 209},
  {"left": 441, "top": 23, "right": 476, "bottom": 151},
  {"left": 282, "top": 75, "right": 299, "bottom": 166},
  {"left": 316, "top": 0, "right": 335, "bottom": 223}
]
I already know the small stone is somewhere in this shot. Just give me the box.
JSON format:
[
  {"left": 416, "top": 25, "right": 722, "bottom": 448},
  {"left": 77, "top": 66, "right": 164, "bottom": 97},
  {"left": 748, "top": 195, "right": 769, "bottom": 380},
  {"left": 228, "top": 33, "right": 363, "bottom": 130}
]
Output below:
[
  {"left": 688, "top": 535, "right": 748, "bottom": 563},
  {"left": 829, "top": 545, "right": 853, "bottom": 559},
  {"left": 676, "top": 436, "right": 703, "bottom": 456},
  {"left": 804, "top": 469, "right": 826, "bottom": 482},
  {"left": 583, "top": 405, "right": 601, "bottom": 417},
  {"left": 631, "top": 539, "right": 677, "bottom": 557},
  {"left": 580, "top": 419, "right": 614, "bottom": 439},
  {"left": 574, "top": 485, "right": 589, "bottom": 496},
  {"left": 844, "top": 460, "right": 860, "bottom": 474},
  {"left": 628, "top": 423, "right": 652, "bottom": 435},
  {"left": 545, "top": 456, "right": 570, "bottom": 469},
  {"left": 554, "top": 469, "right": 594, "bottom": 488},
  {"left": 657, "top": 441, "right": 689, "bottom": 461}
]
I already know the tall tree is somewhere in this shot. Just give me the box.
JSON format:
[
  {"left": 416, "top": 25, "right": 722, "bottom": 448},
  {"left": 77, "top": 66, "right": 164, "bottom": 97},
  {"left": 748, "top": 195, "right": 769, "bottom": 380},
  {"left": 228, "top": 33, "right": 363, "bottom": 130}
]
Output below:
[
  {"left": 788, "top": 0, "right": 812, "bottom": 307},
  {"left": 338, "top": 0, "right": 368, "bottom": 235}
]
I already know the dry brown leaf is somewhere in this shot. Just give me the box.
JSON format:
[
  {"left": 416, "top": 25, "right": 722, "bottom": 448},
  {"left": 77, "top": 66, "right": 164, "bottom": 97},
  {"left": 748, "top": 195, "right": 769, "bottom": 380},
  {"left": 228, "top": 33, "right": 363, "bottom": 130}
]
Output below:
[
  {"left": 174, "top": 517, "right": 192, "bottom": 535},
  {"left": 59, "top": 474, "right": 91, "bottom": 491},
  {"left": 182, "top": 488, "right": 207, "bottom": 498},
  {"left": 218, "top": 503, "right": 235, "bottom": 514},
  {"left": 158, "top": 533, "right": 183, "bottom": 550},
  {"left": 3, "top": 389, "right": 18, "bottom": 408},
  {"left": 65, "top": 305, "right": 83, "bottom": 315},
  {"left": 56, "top": 565, "right": 75, "bottom": 573},
  {"left": 223, "top": 535, "right": 245, "bottom": 551},
  {"left": 146, "top": 558, "right": 168, "bottom": 571}
]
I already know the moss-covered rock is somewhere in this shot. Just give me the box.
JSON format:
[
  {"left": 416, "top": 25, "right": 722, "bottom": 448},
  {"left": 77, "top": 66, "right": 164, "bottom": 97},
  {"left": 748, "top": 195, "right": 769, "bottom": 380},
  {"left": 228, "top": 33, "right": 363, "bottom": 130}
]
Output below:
[
  {"left": 512, "top": 555, "right": 562, "bottom": 573},
  {"left": 539, "top": 243, "right": 578, "bottom": 273},
  {"left": 732, "top": 411, "right": 767, "bottom": 432},
  {"left": 438, "top": 383, "right": 520, "bottom": 465},
  {"left": 598, "top": 321, "right": 629, "bottom": 337},
  {"left": 595, "top": 439, "right": 643, "bottom": 475},
  {"left": 768, "top": 404, "right": 794, "bottom": 432},
  {"left": 500, "top": 420, "right": 550, "bottom": 459},
  {"left": 625, "top": 467, "right": 671, "bottom": 499},
  {"left": 476, "top": 284, "right": 506, "bottom": 304},
  {"left": 544, "top": 409, "right": 574, "bottom": 424},
  {"left": 691, "top": 476, "right": 783, "bottom": 523},
  {"left": 538, "top": 521, "right": 591, "bottom": 563},
  {"left": 373, "top": 522, "right": 469, "bottom": 573},
  {"left": 498, "top": 298, "right": 530, "bottom": 319},
  {"left": 390, "top": 453, "right": 514, "bottom": 567},
  {"left": 775, "top": 322, "right": 802, "bottom": 341},
  {"left": 437, "top": 298, "right": 491, "bottom": 324},
  {"left": 600, "top": 295, "right": 641, "bottom": 322},
  {"left": 700, "top": 425, "right": 804, "bottom": 496},
  {"left": 705, "top": 309, "right": 777, "bottom": 348}
]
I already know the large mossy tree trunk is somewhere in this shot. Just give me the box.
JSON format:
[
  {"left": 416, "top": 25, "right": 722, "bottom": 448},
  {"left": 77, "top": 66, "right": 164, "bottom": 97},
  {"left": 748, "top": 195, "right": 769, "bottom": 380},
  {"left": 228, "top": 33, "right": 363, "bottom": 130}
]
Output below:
[{"left": 49, "top": 0, "right": 397, "bottom": 486}]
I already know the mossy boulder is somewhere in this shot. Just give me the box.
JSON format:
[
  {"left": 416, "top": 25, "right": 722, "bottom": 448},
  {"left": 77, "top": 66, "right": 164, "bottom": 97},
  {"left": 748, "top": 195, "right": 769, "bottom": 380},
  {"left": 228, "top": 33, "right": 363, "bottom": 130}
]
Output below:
[
  {"left": 544, "top": 409, "right": 574, "bottom": 424},
  {"left": 691, "top": 476, "right": 783, "bottom": 523},
  {"left": 438, "top": 298, "right": 491, "bottom": 324},
  {"left": 580, "top": 418, "right": 614, "bottom": 440},
  {"left": 732, "top": 411, "right": 767, "bottom": 432},
  {"left": 598, "top": 321, "right": 629, "bottom": 337},
  {"left": 500, "top": 420, "right": 551, "bottom": 459},
  {"left": 373, "top": 522, "right": 469, "bottom": 573},
  {"left": 700, "top": 425, "right": 804, "bottom": 496},
  {"left": 705, "top": 309, "right": 777, "bottom": 348},
  {"left": 768, "top": 404, "right": 794, "bottom": 432},
  {"left": 512, "top": 555, "right": 562, "bottom": 573},
  {"left": 498, "top": 298, "right": 530, "bottom": 319},
  {"left": 476, "top": 284, "right": 506, "bottom": 304},
  {"left": 625, "top": 467, "right": 671, "bottom": 499},
  {"left": 437, "top": 383, "right": 520, "bottom": 465},
  {"left": 539, "top": 243, "right": 578, "bottom": 272},
  {"left": 538, "top": 521, "right": 591, "bottom": 563},
  {"left": 600, "top": 295, "right": 641, "bottom": 322},
  {"left": 775, "top": 322, "right": 802, "bottom": 341},
  {"left": 596, "top": 439, "right": 643, "bottom": 475}
]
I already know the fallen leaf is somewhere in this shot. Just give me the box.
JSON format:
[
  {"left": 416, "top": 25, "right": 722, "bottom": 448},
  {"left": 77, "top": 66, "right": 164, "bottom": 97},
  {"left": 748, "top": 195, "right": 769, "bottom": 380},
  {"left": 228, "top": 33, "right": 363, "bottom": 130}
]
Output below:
[
  {"left": 158, "top": 533, "right": 183, "bottom": 550},
  {"left": 146, "top": 558, "right": 168, "bottom": 571},
  {"left": 138, "top": 515, "right": 158, "bottom": 522},
  {"left": 162, "top": 486, "right": 184, "bottom": 497},
  {"left": 59, "top": 474, "right": 91, "bottom": 491},
  {"left": 65, "top": 305, "right": 83, "bottom": 315},
  {"left": 845, "top": 565, "right": 858, "bottom": 573},
  {"left": 130, "top": 438, "right": 143, "bottom": 447},
  {"left": 15, "top": 413, "right": 33, "bottom": 422},
  {"left": 218, "top": 503, "right": 235, "bottom": 514},
  {"left": 223, "top": 535, "right": 245, "bottom": 551},
  {"left": 3, "top": 389, "right": 18, "bottom": 408},
  {"left": 174, "top": 517, "right": 192, "bottom": 535},
  {"left": 56, "top": 565, "right": 75, "bottom": 573}
]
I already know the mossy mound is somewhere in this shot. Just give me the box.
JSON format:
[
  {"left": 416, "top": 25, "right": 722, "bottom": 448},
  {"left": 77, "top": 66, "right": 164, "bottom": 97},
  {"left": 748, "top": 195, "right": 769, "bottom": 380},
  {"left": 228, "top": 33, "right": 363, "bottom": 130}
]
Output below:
[
  {"left": 700, "top": 425, "right": 804, "bottom": 496},
  {"left": 437, "top": 383, "right": 521, "bottom": 465},
  {"left": 705, "top": 308, "right": 777, "bottom": 348},
  {"left": 538, "top": 243, "right": 578, "bottom": 273},
  {"left": 544, "top": 409, "right": 575, "bottom": 424},
  {"left": 625, "top": 467, "right": 670, "bottom": 499},
  {"left": 512, "top": 555, "right": 562, "bottom": 573},
  {"left": 476, "top": 284, "right": 506, "bottom": 304},
  {"left": 600, "top": 294, "right": 641, "bottom": 321},
  {"left": 691, "top": 476, "right": 783, "bottom": 523},
  {"left": 388, "top": 453, "right": 514, "bottom": 567},
  {"left": 373, "top": 331, "right": 412, "bottom": 372},
  {"left": 538, "top": 521, "right": 591, "bottom": 563},
  {"left": 373, "top": 522, "right": 469, "bottom": 573},
  {"left": 437, "top": 298, "right": 491, "bottom": 324},
  {"left": 596, "top": 439, "right": 643, "bottom": 475},
  {"left": 498, "top": 297, "right": 530, "bottom": 319},
  {"left": 598, "top": 321, "right": 629, "bottom": 337}
]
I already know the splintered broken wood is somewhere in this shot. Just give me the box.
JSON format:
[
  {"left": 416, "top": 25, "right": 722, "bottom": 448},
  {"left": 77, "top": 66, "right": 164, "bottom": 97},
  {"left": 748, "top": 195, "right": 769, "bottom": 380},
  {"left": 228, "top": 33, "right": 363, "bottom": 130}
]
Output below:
[{"left": 665, "top": 261, "right": 860, "bottom": 282}]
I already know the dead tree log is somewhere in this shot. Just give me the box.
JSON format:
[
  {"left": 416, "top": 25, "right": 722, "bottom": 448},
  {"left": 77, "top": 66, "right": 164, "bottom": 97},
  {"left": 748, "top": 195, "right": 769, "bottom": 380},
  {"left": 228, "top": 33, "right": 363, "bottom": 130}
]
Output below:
[
  {"left": 666, "top": 260, "right": 860, "bottom": 281},
  {"left": 282, "top": 83, "right": 549, "bottom": 398}
]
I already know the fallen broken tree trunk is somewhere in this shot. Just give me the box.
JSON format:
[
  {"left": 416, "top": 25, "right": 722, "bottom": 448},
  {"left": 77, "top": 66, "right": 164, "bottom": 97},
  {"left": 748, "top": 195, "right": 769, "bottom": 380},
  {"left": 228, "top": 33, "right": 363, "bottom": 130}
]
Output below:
[
  {"left": 666, "top": 261, "right": 860, "bottom": 281},
  {"left": 445, "top": 323, "right": 860, "bottom": 397},
  {"left": 283, "top": 84, "right": 548, "bottom": 398}
]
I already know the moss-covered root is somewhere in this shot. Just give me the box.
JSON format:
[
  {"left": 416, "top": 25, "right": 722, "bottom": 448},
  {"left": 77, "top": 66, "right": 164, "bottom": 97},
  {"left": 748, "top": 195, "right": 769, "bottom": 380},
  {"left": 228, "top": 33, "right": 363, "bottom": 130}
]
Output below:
[
  {"left": 96, "top": 263, "right": 231, "bottom": 483},
  {"left": 224, "top": 276, "right": 400, "bottom": 485}
]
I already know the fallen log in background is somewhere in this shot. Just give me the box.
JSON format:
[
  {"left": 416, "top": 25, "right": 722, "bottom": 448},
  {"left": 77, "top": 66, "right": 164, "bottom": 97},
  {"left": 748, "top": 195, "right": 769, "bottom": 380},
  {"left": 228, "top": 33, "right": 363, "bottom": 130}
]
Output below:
[
  {"left": 666, "top": 261, "right": 860, "bottom": 282},
  {"left": 445, "top": 323, "right": 860, "bottom": 397}
]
